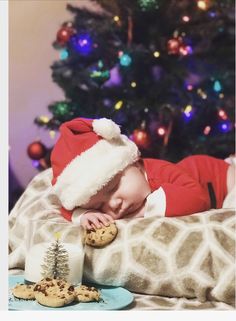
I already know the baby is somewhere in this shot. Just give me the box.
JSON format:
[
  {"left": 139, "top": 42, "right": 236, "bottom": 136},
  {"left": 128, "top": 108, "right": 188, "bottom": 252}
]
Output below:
[{"left": 51, "top": 117, "right": 235, "bottom": 230}]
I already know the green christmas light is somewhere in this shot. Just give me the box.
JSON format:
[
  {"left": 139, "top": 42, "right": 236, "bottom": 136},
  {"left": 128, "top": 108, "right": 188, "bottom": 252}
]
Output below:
[
  {"left": 53, "top": 102, "right": 70, "bottom": 116},
  {"left": 90, "top": 70, "right": 110, "bottom": 80},
  {"left": 138, "top": 0, "right": 159, "bottom": 10},
  {"left": 98, "top": 60, "right": 104, "bottom": 69}
]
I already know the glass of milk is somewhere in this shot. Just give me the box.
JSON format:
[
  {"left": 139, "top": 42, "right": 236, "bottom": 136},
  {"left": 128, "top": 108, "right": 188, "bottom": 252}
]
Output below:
[{"left": 24, "top": 219, "right": 85, "bottom": 285}]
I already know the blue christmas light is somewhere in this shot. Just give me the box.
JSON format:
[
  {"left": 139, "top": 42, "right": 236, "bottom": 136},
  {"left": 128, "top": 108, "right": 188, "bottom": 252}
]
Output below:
[
  {"left": 183, "top": 112, "right": 193, "bottom": 122},
  {"left": 119, "top": 53, "right": 132, "bottom": 67},
  {"left": 70, "top": 34, "right": 92, "bottom": 55},
  {"left": 32, "top": 160, "right": 40, "bottom": 168},
  {"left": 60, "top": 49, "right": 69, "bottom": 60},
  {"left": 213, "top": 80, "right": 222, "bottom": 92},
  {"left": 209, "top": 11, "right": 216, "bottom": 18},
  {"left": 183, "top": 105, "right": 194, "bottom": 121},
  {"left": 219, "top": 121, "right": 231, "bottom": 133}
]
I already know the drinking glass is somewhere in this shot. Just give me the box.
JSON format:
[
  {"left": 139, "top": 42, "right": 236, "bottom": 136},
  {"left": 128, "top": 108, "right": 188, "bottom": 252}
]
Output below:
[{"left": 24, "top": 219, "right": 84, "bottom": 285}]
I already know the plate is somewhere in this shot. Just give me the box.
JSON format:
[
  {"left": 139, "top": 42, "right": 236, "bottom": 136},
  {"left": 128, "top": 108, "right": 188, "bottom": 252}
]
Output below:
[{"left": 8, "top": 275, "right": 134, "bottom": 310}]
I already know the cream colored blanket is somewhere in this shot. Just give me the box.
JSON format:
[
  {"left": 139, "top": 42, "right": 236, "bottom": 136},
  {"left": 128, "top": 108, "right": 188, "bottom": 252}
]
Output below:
[{"left": 9, "top": 169, "right": 236, "bottom": 310}]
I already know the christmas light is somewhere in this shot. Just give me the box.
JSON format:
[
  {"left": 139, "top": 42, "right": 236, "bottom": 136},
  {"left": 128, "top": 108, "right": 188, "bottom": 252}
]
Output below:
[
  {"left": 98, "top": 60, "right": 103, "bottom": 69},
  {"left": 53, "top": 102, "right": 70, "bottom": 116},
  {"left": 209, "top": 11, "right": 216, "bottom": 18},
  {"left": 197, "top": 89, "right": 207, "bottom": 99},
  {"left": 153, "top": 51, "right": 160, "bottom": 57},
  {"left": 90, "top": 70, "right": 110, "bottom": 79},
  {"left": 103, "top": 98, "right": 112, "bottom": 107},
  {"left": 203, "top": 126, "right": 211, "bottom": 135},
  {"left": 187, "top": 85, "right": 193, "bottom": 91},
  {"left": 218, "top": 109, "right": 227, "bottom": 120},
  {"left": 186, "top": 46, "right": 193, "bottom": 54},
  {"left": 179, "top": 45, "right": 193, "bottom": 56},
  {"left": 138, "top": 0, "right": 158, "bottom": 11},
  {"left": 49, "top": 130, "right": 56, "bottom": 139},
  {"left": 113, "top": 16, "right": 120, "bottom": 22},
  {"left": 39, "top": 116, "right": 49, "bottom": 124},
  {"left": 219, "top": 121, "right": 231, "bottom": 133},
  {"left": 219, "top": 93, "right": 224, "bottom": 99},
  {"left": 59, "top": 49, "right": 69, "bottom": 60},
  {"left": 213, "top": 80, "right": 222, "bottom": 92},
  {"left": 114, "top": 100, "right": 123, "bottom": 110},
  {"left": 197, "top": 1, "right": 207, "bottom": 10},
  {"left": 131, "top": 81, "right": 137, "bottom": 87},
  {"left": 183, "top": 105, "right": 193, "bottom": 120},
  {"left": 132, "top": 129, "right": 150, "bottom": 149},
  {"left": 182, "top": 16, "right": 190, "bottom": 22},
  {"left": 157, "top": 127, "right": 166, "bottom": 136},
  {"left": 70, "top": 34, "right": 92, "bottom": 55},
  {"left": 167, "top": 38, "right": 182, "bottom": 55},
  {"left": 32, "top": 160, "right": 40, "bottom": 168},
  {"left": 184, "top": 105, "right": 192, "bottom": 114},
  {"left": 119, "top": 53, "right": 132, "bottom": 67},
  {"left": 118, "top": 51, "right": 124, "bottom": 57}
]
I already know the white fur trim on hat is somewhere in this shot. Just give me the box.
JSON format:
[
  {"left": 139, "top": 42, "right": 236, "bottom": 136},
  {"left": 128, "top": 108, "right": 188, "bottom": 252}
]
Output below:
[
  {"left": 92, "top": 118, "right": 121, "bottom": 140},
  {"left": 53, "top": 135, "right": 140, "bottom": 210}
]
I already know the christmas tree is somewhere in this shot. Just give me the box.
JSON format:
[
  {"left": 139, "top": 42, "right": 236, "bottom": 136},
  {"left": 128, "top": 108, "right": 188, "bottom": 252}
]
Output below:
[
  {"left": 28, "top": 0, "right": 235, "bottom": 169},
  {"left": 41, "top": 235, "right": 70, "bottom": 280}
]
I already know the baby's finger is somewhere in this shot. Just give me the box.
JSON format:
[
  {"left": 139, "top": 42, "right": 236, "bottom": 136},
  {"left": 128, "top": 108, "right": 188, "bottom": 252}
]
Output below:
[
  {"left": 103, "top": 214, "right": 114, "bottom": 223},
  {"left": 89, "top": 217, "right": 102, "bottom": 229},
  {"left": 84, "top": 221, "right": 93, "bottom": 230},
  {"left": 97, "top": 215, "right": 111, "bottom": 227}
]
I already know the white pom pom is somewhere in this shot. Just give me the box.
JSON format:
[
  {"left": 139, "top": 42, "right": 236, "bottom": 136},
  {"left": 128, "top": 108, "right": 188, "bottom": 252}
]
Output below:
[{"left": 92, "top": 118, "right": 121, "bottom": 140}]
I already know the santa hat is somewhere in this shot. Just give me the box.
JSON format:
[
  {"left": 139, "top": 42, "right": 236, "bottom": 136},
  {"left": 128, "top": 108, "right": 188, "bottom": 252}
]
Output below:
[{"left": 51, "top": 117, "right": 140, "bottom": 219}]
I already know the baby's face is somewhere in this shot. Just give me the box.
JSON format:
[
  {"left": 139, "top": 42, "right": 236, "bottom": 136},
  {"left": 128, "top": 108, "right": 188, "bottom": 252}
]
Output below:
[{"left": 82, "top": 162, "right": 151, "bottom": 219}]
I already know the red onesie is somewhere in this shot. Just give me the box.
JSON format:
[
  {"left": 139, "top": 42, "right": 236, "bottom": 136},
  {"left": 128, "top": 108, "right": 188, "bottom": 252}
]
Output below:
[
  {"left": 62, "top": 155, "right": 229, "bottom": 222},
  {"left": 143, "top": 155, "right": 229, "bottom": 217}
]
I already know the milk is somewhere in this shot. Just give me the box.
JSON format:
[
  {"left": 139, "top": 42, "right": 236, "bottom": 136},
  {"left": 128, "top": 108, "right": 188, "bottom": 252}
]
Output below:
[{"left": 24, "top": 242, "right": 84, "bottom": 285}]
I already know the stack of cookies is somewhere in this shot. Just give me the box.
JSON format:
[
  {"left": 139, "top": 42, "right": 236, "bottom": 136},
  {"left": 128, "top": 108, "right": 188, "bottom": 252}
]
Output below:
[{"left": 12, "top": 277, "right": 101, "bottom": 308}]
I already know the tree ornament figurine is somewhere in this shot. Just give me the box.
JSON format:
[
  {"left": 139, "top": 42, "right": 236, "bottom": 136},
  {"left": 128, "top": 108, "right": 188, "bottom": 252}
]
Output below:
[
  {"left": 56, "top": 26, "right": 75, "bottom": 45},
  {"left": 27, "top": 141, "right": 47, "bottom": 160}
]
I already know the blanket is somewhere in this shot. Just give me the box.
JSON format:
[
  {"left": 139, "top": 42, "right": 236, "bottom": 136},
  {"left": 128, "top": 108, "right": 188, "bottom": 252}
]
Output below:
[{"left": 9, "top": 168, "right": 236, "bottom": 310}]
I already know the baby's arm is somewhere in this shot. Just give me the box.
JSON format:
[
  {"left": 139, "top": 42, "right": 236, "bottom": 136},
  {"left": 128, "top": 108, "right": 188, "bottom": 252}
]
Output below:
[{"left": 80, "top": 210, "right": 114, "bottom": 230}]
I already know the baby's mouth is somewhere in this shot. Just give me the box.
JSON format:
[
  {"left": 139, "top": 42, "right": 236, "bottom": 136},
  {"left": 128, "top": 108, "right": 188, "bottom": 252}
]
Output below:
[
  {"left": 116, "top": 204, "right": 133, "bottom": 217},
  {"left": 126, "top": 199, "right": 147, "bottom": 216}
]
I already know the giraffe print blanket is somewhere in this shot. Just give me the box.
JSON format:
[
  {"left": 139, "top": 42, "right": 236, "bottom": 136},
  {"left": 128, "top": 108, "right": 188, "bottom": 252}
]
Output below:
[{"left": 9, "top": 169, "right": 235, "bottom": 310}]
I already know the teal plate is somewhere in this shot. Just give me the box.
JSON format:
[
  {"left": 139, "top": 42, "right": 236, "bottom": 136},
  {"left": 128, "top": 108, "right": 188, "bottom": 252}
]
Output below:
[{"left": 9, "top": 275, "right": 134, "bottom": 311}]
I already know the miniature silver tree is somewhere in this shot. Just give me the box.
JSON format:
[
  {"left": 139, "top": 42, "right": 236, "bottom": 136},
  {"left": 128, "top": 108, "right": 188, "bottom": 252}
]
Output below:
[{"left": 41, "top": 233, "right": 70, "bottom": 280}]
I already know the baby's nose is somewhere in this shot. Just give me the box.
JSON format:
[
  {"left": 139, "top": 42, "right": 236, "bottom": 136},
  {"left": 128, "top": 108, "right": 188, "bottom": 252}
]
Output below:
[{"left": 109, "top": 197, "right": 122, "bottom": 212}]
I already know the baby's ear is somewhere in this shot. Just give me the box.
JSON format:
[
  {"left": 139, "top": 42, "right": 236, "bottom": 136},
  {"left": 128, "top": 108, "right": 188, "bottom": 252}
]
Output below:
[{"left": 135, "top": 159, "right": 144, "bottom": 170}]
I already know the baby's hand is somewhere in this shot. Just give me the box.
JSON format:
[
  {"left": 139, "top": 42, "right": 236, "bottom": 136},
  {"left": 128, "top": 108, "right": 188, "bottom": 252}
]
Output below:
[{"left": 80, "top": 210, "right": 114, "bottom": 230}]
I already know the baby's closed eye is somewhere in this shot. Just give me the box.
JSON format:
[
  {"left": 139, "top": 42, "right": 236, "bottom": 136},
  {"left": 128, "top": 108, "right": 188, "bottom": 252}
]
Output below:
[
  {"left": 107, "top": 179, "right": 120, "bottom": 194},
  {"left": 93, "top": 202, "right": 104, "bottom": 210}
]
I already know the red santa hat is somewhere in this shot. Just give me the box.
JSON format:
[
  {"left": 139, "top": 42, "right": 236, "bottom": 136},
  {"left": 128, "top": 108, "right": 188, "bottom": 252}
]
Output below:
[{"left": 51, "top": 117, "right": 140, "bottom": 218}]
